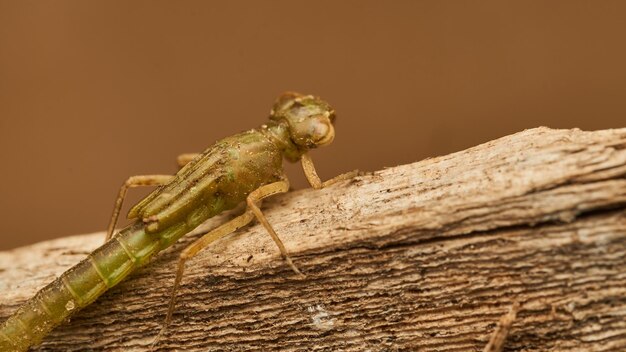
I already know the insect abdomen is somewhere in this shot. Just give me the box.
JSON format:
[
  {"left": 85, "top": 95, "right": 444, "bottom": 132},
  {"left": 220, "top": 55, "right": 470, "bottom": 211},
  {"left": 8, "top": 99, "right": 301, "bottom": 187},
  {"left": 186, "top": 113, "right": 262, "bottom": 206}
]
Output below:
[
  {"left": 0, "top": 223, "right": 163, "bottom": 351},
  {"left": 0, "top": 261, "right": 111, "bottom": 351}
]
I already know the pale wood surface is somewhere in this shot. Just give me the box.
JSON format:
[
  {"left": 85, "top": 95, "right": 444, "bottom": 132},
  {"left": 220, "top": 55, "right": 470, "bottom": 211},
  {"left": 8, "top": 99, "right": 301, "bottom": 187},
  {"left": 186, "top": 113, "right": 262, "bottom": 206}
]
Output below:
[{"left": 1, "top": 127, "right": 626, "bottom": 351}]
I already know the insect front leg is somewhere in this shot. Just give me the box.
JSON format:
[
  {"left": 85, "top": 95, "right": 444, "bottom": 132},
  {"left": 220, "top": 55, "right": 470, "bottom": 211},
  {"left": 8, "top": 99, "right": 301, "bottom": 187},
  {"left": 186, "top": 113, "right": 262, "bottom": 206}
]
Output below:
[
  {"left": 300, "top": 153, "right": 361, "bottom": 189},
  {"left": 105, "top": 175, "right": 173, "bottom": 242},
  {"left": 152, "top": 179, "right": 300, "bottom": 349}
]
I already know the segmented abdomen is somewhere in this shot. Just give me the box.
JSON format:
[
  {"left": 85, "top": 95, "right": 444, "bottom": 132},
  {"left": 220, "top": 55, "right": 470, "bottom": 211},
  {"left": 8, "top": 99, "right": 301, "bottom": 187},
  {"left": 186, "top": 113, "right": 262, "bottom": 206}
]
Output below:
[{"left": 0, "top": 222, "right": 163, "bottom": 351}]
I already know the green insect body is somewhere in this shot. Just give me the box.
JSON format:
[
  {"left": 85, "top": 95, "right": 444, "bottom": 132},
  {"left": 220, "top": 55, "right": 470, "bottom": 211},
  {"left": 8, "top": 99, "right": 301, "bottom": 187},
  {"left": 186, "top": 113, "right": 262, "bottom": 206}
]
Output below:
[{"left": 0, "top": 92, "right": 338, "bottom": 351}]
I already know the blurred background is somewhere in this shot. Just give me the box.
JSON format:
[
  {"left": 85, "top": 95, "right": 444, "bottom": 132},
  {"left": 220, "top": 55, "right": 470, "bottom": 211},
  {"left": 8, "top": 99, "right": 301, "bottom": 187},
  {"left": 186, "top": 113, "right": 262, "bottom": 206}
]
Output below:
[{"left": 1, "top": 1, "right": 625, "bottom": 250}]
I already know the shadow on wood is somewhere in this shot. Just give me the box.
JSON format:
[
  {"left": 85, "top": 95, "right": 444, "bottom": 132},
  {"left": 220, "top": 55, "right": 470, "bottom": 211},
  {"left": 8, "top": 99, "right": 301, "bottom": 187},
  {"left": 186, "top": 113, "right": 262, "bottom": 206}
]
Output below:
[{"left": 1, "top": 127, "right": 625, "bottom": 351}]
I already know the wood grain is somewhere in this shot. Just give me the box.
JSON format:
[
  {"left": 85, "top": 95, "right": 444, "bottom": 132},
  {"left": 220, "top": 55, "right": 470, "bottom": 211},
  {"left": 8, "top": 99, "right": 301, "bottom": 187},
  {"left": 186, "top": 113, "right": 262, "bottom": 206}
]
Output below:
[{"left": 1, "top": 127, "right": 625, "bottom": 351}]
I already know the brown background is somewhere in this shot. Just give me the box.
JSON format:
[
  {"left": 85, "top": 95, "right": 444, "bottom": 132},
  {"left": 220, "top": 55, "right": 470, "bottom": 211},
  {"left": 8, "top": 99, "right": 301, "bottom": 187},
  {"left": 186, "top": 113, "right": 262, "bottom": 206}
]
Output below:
[{"left": 1, "top": 1, "right": 625, "bottom": 250}]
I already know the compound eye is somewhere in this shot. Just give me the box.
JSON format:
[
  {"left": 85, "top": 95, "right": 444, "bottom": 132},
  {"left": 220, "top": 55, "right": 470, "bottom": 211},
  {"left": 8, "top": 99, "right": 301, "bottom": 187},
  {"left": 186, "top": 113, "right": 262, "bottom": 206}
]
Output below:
[
  {"left": 311, "top": 118, "right": 335, "bottom": 145},
  {"left": 312, "top": 119, "right": 329, "bottom": 140},
  {"left": 292, "top": 116, "right": 335, "bottom": 147}
]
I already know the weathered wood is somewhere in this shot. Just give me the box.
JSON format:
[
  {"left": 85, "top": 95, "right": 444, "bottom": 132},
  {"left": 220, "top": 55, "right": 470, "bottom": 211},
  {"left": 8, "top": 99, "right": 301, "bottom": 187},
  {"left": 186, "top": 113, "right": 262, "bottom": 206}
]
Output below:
[{"left": 1, "top": 127, "right": 626, "bottom": 351}]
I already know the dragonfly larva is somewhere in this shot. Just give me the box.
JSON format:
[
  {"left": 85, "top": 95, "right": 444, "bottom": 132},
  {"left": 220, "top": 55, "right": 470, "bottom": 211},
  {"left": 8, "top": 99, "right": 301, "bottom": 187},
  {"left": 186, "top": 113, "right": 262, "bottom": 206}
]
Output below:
[{"left": 0, "top": 92, "right": 356, "bottom": 351}]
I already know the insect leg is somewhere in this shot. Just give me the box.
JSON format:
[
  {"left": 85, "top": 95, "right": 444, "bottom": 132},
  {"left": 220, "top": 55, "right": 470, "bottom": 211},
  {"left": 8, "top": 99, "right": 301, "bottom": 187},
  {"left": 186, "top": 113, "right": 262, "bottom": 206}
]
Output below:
[
  {"left": 176, "top": 153, "right": 201, "bottom": 168},
  {"left": 301, "top": 153, "right": 361, "bottom": 189},
  {"left": 105, "top": 175, "right": 173, "bottom": 242},
  {"left": 152, "top": 210, "right": 256, "bottom": 349},
  {"left": 245, "top": 179, "right": 305, "bottom": 277},
  {"left": 153, "top": 180, "right": 297, "bottom": 348}
]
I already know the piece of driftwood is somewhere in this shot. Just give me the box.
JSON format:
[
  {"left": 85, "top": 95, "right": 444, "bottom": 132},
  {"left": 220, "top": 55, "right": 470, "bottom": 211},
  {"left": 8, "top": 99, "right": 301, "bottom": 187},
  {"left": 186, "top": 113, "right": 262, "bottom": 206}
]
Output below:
[{"left": 1, "top": 127, "right": 626, "bottom": 351}]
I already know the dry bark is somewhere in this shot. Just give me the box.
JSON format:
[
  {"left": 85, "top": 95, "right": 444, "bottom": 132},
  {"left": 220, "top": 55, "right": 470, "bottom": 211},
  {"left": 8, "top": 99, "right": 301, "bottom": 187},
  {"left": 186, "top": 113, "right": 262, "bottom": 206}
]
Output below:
[{"left": 1, "top": 127, "right": 626, "bottom": 352}]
